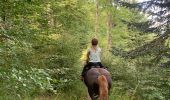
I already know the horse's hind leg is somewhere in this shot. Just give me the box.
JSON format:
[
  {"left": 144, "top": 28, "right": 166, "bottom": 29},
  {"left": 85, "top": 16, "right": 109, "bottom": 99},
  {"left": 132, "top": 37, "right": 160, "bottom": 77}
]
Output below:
[
  {"left": 87, "top": 93, "right": 91, "bottom": 100},
  {"left": 88, "top": 88, "right": 95, "bottom": 100},
  {"left": 87, "top": 90, "right": 91, "bottom": 100}
]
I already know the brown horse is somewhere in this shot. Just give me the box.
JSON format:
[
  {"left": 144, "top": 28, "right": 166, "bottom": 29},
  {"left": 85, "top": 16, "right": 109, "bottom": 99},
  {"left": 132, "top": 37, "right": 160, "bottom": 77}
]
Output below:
[{"left": 84, "top": 68, "right": 112, "bottom": 100}]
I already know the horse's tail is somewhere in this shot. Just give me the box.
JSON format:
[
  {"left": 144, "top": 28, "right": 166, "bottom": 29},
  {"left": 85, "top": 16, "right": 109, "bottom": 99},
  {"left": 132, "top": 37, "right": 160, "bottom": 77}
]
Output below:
[{"left": 98, "top": 75, "right": 108, "bottom": 100}]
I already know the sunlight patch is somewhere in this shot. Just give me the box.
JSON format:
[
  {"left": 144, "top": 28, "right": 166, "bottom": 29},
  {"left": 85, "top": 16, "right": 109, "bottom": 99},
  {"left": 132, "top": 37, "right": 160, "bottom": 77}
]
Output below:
[{"left": 48, "top": 34, "right": 62, "bottom": 40}]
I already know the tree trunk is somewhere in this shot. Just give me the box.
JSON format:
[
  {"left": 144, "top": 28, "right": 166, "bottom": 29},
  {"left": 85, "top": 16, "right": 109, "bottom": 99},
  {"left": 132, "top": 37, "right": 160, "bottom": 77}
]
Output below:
[
  {"left": 46, "top": 3, "right": 54, "bottom": 28},
  {"left": 106, "top": 0, "right": 113, "bottom": 49},
  {"left": 94, "top": 0, "right": 99, "bottom": 37}
]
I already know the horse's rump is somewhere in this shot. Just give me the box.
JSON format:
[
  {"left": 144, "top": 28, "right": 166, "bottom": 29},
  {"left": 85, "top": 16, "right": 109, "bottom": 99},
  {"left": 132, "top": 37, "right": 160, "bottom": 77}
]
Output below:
[
  {"left": 85, "top": 68, "right": 112, "bottom": 86},
  {"left": 84, "top": 68, "right": 112, "bottom": 99}
]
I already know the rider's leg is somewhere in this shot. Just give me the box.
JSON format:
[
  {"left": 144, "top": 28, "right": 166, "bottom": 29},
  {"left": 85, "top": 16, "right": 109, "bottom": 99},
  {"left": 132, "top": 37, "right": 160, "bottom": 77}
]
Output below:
[
  {"left": 81, "top": 62, "right": 93, "bottom": 78},
  {"left": 98, "top": 62, "right": 104, "bottom": 68}
]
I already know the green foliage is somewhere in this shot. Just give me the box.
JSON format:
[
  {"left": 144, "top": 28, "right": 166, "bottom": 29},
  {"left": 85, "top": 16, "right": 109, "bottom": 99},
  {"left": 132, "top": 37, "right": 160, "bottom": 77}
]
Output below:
[
  {"left": 0, "top": 0, "right": 169, "bottom": 99},
  {"left": 0, "top": 0, "right": 87, "bottom": 99},
  {"left": 0, "top": 67, "right": 52, "bottom": 99}
]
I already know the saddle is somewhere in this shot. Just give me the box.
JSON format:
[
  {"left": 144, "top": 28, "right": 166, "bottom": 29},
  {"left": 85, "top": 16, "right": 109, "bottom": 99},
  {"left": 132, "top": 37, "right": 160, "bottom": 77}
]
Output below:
[{"left": 89, "top": 62, "right": 101, "bottom": 68}]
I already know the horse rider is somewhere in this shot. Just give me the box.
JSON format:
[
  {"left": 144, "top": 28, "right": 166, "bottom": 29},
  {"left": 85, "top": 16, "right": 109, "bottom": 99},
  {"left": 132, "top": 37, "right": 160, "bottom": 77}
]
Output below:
[{"left": 81, "top": 38, "right": 105, "bottom": 80}]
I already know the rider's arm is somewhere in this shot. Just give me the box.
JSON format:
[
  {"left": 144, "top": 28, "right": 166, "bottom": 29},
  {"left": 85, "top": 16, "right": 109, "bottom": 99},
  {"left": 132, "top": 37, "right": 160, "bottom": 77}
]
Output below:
[{"left": 86, "top": 51, "right": 90, "bottom": 63}]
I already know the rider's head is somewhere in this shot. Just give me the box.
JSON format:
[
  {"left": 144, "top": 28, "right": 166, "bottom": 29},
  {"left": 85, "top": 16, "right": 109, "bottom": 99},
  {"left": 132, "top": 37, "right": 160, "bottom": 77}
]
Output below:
[{"left": 91, "top": 38, "right": 98, "bottom": 46}]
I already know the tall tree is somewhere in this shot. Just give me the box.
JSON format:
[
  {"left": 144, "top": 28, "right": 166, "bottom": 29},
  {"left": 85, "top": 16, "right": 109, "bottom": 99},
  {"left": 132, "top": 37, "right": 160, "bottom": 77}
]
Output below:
[
  {"left": 106, "top": 0, "right": 113, "bottom": 49},
  {"left": 95, "top": 0, "right": 99, "bottom": 36},
  {"left": 112, "top": 0, "right": 170, "bottom": 66}
]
